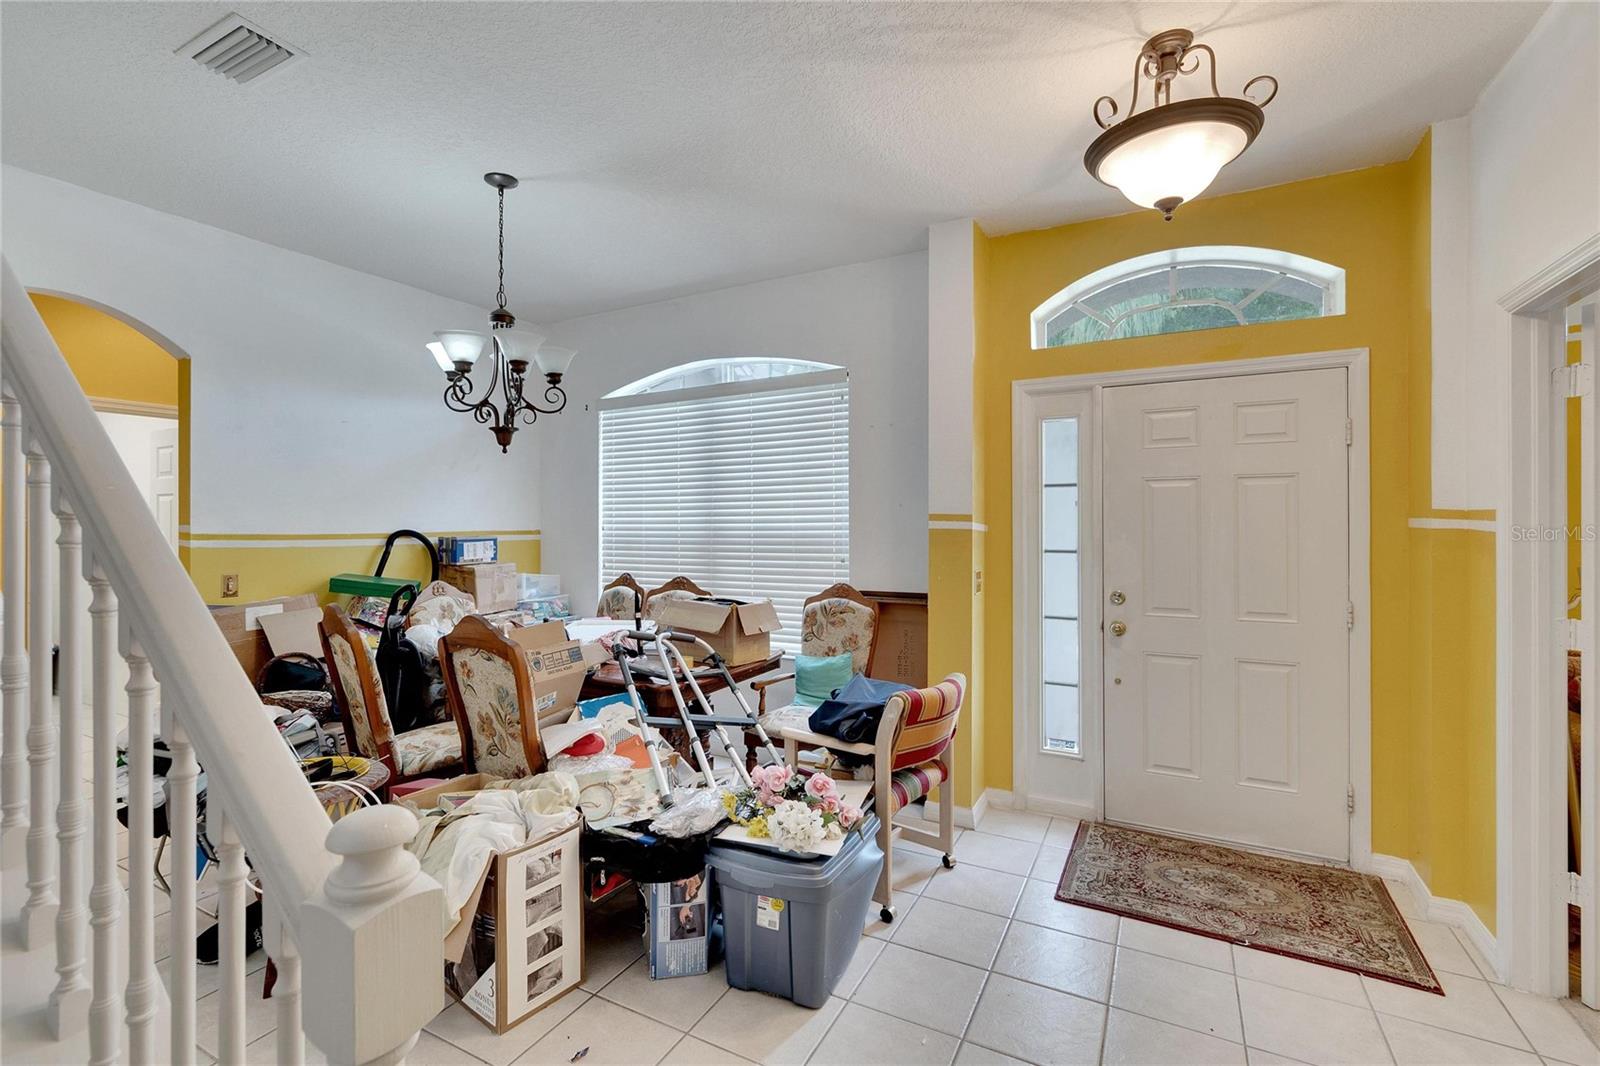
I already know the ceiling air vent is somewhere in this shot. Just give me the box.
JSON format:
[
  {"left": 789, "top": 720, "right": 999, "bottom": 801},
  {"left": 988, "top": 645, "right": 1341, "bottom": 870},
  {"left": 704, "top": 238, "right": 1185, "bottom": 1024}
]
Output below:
[{"left": 176, "top": 13, "right": 304, "bottom": 85}]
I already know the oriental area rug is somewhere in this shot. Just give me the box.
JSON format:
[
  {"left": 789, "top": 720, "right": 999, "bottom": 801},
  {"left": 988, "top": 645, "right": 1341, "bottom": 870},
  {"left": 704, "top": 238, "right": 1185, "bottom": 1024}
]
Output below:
[{"left": 1057, "top": 821, "right": 1442, "bottom": 993}]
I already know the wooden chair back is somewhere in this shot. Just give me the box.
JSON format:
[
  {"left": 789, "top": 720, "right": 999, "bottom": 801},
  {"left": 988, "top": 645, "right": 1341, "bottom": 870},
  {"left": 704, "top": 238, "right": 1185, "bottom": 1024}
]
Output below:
[
  {"left": 800, "top": 582, "right": 879, "bottom": 674},
  {"left": 438, "top": 615, "right": 546, "bottom": 779},
  {"left": 318, "top": 604, "right": 394, "bottom": 763},
  {"left": 643, "top": 575, "right": 712, "bottom": 621},
  {"left": 597, "top": 572, "right": 647, "bottom": 620}
]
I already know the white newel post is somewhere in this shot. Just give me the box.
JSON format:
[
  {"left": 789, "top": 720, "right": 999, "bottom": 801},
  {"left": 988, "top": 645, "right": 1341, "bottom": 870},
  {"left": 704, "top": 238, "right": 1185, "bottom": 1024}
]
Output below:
[
  {"left": 20, "top": 438, "right": 57, "bottom": 947},
  {"left": 301, "top": 804, "right": 445, "bottom": 1066},
  {"left": 0, "top": 392, "right": 27, "bottom": 868},
  {"left": 48, "top": 499, "right": 90, "bottom": 1036}
]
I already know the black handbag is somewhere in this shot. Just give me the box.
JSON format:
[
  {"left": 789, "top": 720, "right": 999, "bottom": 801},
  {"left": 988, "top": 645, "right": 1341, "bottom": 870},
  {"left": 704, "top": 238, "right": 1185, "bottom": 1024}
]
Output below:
[{"left": 807, "top": 674, "right": 912, "bottom": 745}]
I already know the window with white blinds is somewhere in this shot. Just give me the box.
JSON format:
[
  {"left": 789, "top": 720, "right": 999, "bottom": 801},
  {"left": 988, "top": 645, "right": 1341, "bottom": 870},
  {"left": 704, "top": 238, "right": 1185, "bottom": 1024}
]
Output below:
[{"left": 598, "top": 366, "right": 850, "bottom": 655}]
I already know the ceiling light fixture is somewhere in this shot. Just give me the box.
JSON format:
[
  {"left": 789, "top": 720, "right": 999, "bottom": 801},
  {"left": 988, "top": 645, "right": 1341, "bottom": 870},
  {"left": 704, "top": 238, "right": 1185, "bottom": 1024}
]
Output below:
[
  {"left": 1084, "top": 29, "right": 1278, "bottom": 221},
  {"left": 431, "top": 172, "right": 576, "bottom": 452}
]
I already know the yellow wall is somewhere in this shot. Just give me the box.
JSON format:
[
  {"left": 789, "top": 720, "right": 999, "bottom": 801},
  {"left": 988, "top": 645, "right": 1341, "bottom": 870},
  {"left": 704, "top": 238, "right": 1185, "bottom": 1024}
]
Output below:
[
  {"left": 31, "top": 294, "right": 180, "bottom": 408},
  {"left": 184, "top": 531, "right": 542, "bottom": 606},
  {"left": 952, "top": 145, "right": 1498, "bottom": 926}
]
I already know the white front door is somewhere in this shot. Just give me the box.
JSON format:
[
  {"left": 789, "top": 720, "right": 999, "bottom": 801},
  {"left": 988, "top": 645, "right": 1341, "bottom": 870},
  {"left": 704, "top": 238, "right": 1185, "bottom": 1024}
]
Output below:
[{"left": 1101, "top": 368, "right": 1351, "bottom": 861}]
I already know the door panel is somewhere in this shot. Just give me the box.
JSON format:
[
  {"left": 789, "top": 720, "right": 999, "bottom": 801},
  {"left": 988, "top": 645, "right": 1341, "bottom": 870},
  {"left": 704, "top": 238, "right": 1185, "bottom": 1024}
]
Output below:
[{"left": 1102, "top": 368, "right": 1350, "bottom": 861}]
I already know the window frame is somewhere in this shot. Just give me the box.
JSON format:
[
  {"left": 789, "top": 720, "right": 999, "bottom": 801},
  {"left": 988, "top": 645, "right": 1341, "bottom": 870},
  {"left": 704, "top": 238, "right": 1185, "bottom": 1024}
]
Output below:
[{"left": 1030, "top": 245, "right": 1346, "bottom": 350}]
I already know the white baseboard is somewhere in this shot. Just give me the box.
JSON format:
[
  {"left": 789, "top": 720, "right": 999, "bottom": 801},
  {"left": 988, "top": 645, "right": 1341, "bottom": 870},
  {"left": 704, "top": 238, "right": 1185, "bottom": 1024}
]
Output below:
[
  {"left": 1367, "top": 853, "right": 1500, "bottom": 981},
  {"left": 960, "top": 788, "right": 1099, "bottom": 826}
]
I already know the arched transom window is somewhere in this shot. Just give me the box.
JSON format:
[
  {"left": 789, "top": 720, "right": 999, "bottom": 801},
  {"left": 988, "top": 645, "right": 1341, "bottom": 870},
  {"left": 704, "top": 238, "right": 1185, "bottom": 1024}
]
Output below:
[{"left": 1030, "top": 246, "right": 1345, "bottom": 349}]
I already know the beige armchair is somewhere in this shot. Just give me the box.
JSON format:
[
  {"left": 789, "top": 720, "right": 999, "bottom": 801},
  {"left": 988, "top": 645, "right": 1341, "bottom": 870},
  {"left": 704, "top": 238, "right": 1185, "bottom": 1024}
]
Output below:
[
  {"left": 597, "top": 572, "right": 646, "bottom": 621},
  {"left": 780, "top": 673, "right": 965, "bottom": 923},
  {"left": 642, "top": 575, "right": 712, "bottom": 622}
]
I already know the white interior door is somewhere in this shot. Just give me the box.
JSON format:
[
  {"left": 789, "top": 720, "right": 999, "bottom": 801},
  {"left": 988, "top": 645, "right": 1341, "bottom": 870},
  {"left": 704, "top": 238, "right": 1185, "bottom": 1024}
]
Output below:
[
  {"left": 1101, "top": 367, "right": 1351, "bottom": 861},
  {"left": 150, "top": 424, "right": 178, "bottom": 552}
]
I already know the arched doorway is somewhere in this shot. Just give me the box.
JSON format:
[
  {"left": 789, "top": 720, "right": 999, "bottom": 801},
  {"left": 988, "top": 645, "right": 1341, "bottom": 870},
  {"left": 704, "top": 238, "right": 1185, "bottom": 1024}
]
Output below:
[{"left": 27, "top": 292, "right": 190, "bottom": 563}]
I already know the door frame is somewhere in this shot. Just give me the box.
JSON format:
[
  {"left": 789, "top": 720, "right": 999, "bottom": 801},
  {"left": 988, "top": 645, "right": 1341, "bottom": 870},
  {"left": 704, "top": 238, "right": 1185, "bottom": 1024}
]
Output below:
[
  {"left": 1499, "top": 233, "right": 1600, "bottom": 995},
  {"left": 1012, "top": 346, "right": 1372, "bottom": 868}
]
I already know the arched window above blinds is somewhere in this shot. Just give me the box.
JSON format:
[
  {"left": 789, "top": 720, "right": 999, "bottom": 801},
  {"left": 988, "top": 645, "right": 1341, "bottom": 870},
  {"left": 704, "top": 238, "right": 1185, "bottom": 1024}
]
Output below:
[{"left": 1030, "top": 246, "right": 1345, "bottom": 349}]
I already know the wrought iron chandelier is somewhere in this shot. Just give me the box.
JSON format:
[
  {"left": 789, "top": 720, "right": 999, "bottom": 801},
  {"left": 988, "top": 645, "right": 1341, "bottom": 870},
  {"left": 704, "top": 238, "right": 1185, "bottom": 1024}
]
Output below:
[
  {"left": 1084, "top": 29, "right": 1278, "bottom": 221},
  {"left": 427, "top": 172, "right": 576, "bottom": 452}
]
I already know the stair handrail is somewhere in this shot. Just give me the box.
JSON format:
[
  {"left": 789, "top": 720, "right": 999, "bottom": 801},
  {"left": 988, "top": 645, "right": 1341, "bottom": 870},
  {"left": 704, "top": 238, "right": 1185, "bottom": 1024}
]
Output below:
[{"left": 1, "top": 257, "right": 336, "bottom": 908}]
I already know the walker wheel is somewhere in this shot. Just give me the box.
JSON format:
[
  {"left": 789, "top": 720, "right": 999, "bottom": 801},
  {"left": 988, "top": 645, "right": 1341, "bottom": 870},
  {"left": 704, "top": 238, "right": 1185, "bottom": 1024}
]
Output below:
[
  {"left": 879, "top": 906, "right": 895, "bottom": 924},
  {"left": 942, "top": 854, "right": 956, "bottom": 869}
]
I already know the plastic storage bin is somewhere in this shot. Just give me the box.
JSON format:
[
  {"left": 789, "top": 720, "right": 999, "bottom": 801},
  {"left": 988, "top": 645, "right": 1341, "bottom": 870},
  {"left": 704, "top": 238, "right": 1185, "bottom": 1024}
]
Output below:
[{"left": 708, "top": 814, "right": 883, "bottom": 1007}]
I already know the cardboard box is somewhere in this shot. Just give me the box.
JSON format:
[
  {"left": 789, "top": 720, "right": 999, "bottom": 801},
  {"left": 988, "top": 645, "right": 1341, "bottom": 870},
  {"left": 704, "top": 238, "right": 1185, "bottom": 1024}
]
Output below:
[
  {"left": 860, "top": 590, "right": 928, "bottom": 688},
  {"left": 509, "top": 622, "right": 588, "bottom": 722},
  {"left": 400, "top": 775, "right": 583, "bottom": 1034},
  {"left": 441, "top": 562, "right": 519, "bottom": 613},
  {"left": 657, "top": 597, "right": 782, "bottom": 666},
  {"left": 210, "top": 594, "right": 320, "bottom": 682},
  {"left": 646, "top": 869, "right": 712, "bottom": 978}
]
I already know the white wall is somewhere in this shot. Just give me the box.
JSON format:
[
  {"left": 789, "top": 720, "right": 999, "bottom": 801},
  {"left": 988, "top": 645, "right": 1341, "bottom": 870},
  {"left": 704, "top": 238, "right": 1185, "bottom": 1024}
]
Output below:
[
  {"left": 2, "top": 165, "right": 538, "bottom": 535},
  {"left": 541, "top": 252, "right": 929, "bottom": 611},
  {"left": 1431, "top": 2, "right": 1600, "bottom": 509},
  {"left": 927, "top": 220, "right": 976, "bottom": 517}
]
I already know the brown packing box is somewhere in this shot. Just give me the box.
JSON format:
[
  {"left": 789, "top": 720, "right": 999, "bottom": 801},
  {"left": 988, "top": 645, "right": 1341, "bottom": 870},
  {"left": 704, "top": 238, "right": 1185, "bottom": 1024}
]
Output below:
[
  {"left": 861, "top": 590, "right": 929, "bottom": 688},
  {"left": 440, "top": 562, "right": 519, "bottom": 614},
  {"left": 210, "top": 594, "right": 320, "bottom": 682},
  {"left": 508, "top": 622, "right": 588, "bottom": 721},
  {"left": 658, "top": 597, "right": 782, "bottom": 665},
  {"left": 398, "top": 775, "right": 583, "bottom": 1034}
]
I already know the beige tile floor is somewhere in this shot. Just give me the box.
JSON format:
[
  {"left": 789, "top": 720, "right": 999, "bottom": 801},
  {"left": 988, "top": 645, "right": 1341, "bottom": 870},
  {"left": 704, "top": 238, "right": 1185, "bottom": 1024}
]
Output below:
[
  {"left": 13, "top": 720, "right": 1600, "bottom": 1066},
  {"left": 297, "top": 809, "right": 1600, "bottom": 1063}
]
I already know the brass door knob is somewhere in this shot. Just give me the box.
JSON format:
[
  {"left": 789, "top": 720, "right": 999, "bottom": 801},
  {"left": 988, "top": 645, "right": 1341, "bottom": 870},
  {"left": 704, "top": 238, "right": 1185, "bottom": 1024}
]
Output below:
[
  {"left": 1109, "top": 620, "right": 1127, "bottom": 637},
  {"left": 1109, "top": 590, "right": 1126, "bottom": 605}
]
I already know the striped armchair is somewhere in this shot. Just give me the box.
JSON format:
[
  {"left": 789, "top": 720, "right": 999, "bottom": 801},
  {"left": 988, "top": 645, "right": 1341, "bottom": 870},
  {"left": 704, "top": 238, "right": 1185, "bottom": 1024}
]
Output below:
[{"left": 779, "top": 673, "right": 965, "bottom": 922}]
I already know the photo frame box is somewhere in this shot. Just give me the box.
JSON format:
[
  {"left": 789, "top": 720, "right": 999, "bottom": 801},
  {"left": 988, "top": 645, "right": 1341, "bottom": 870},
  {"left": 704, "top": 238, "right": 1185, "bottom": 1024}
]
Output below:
[
  {"left": 645, "top": 867, "right": 712, "bottom": 979},
  {"left": 443, "top": 820, "right": 584, "bottom": 1034}
]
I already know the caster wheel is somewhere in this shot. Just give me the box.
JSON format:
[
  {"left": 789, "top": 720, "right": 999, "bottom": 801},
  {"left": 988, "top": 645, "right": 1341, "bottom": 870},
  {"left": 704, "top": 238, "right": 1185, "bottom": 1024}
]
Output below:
[
  {"left": 942, "top": 854, "right": 956, "bottom": 869},
  {"left": 879, "top": 906, "right": 895, "bottom": 924}
]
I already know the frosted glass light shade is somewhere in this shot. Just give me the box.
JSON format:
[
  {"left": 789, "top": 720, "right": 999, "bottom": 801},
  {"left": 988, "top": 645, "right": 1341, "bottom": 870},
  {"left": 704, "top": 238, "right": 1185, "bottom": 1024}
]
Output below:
[
  {"left": 1096, "top": 120, "right": 1248, "bottom": 212},
  {"left": 426, "top": 341, "right": 453, "bottom": 373},
  {"left": 495, "top": 328, "right": 548, "bottom": 365},
  {"left": 1084, "top": 98, "right": 1263, "bottom": 220},
  {"left": 434, "top": 330, "right": 488, "bottom": 368},
  {"left": 535, "top": 345, "right": 577, "bottom": 378}
]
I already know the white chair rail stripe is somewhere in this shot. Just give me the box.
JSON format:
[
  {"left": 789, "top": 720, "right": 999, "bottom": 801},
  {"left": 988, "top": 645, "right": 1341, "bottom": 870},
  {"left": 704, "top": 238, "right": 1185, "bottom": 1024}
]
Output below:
[{"left": 1, "top": 256, "right": 445, "bottom": 1064}]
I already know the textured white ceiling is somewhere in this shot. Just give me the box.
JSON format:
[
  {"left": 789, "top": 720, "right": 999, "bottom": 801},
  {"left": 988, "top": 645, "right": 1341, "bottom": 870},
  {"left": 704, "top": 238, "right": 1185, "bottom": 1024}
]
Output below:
[{"left": 1, "top": 1, "right": 1545, "bottom": 321}]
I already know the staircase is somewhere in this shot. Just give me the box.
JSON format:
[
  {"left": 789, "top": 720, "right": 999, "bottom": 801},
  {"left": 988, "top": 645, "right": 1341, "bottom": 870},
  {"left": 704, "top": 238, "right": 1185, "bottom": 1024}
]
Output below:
[{"left": 0, "top": 257, "right": 445, "bottom": 1065}]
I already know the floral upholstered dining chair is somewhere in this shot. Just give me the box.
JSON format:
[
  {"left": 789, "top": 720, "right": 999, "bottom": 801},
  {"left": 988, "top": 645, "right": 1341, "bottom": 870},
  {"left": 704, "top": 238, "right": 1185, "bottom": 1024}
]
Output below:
[
  {"left": 642, "top": 575, "right": 712, "bottom": 622},
  {"left": 438, "top": 615, "right": 546, "bottom": 780},
  {"left": 597, "top": 572, "right": 646, "bottom": 622},
  {"left": 747, "top": 583, "right": 879, "bottom": 748},
  {"left": 318, "top": 605, "right": 464, "bottom": 786}
]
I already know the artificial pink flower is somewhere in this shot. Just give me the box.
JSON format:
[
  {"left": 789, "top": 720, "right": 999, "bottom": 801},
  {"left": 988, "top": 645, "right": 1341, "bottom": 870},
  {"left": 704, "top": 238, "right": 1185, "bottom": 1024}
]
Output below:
[
  {"left": 820, "top": 794, "right": 841, "bottom": 814},
  {"left": 804, "top": 773, "right": 838, "bottom": 800},
  {"left": 838, "top": 804, "right": 862, "bottom": 828}
]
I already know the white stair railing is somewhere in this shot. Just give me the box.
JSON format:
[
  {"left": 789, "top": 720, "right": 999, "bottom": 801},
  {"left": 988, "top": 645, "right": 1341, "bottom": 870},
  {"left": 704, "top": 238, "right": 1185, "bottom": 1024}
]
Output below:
[{"left": 0, "top": 257, "right": 445, "bottom": 1064}]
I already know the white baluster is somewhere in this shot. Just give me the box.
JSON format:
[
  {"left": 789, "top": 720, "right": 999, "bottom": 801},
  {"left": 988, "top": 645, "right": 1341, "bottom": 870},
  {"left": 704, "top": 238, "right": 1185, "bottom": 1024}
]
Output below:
[
  {"left": 124, "top": 641, "right": 159, "bottom": 1063},
  {"left": 214, "top": 799, "right": 249, "bottom": 1065},
  {"left": 267, "top": 898, "right": 305, "bottom": 1066},
  {"left": 164, "top": 709, "right": 198, "bottom": 1065},
  {"left": 302, "top": 805, "right": 445, "bottom": 1066},
  {"left": 20, "top": 439, "right": 56, "bottom": 947},
  {"left": 0, "top": 392, "right": 27, "bottom": 868},
  {"left": 86, "top": 565, "right": 121, "bottom": 1066},
  {"left": 48, "top": 500, "right": 89, "bottom": 1035}
]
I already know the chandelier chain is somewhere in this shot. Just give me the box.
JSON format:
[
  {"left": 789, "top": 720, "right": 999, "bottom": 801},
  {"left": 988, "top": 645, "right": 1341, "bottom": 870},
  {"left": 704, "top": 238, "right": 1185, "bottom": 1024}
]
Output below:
[{"left": 496, "top": 186, "right": 507, "bottom": 313}]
